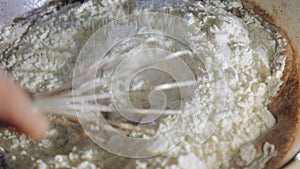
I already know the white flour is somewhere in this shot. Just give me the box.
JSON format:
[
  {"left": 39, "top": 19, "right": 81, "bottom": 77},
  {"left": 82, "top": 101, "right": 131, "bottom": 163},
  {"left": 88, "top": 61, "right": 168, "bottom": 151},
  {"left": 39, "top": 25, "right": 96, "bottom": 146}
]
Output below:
[{"left": 0, "top": 0, "right": 286, "bottom": 169}]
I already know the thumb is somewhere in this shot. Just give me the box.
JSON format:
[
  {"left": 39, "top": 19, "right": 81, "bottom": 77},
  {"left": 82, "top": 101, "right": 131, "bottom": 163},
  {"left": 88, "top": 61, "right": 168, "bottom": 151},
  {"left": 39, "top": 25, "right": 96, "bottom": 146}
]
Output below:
[{"left": 0, "top": 71, "right": 50, "bottom": 139}]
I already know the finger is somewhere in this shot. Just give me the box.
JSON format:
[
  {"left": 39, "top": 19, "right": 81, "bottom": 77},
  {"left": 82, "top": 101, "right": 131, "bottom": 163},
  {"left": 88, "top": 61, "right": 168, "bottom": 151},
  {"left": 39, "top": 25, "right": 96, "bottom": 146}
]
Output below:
[{"left": 0, "top": 72, "right": 50, "bottom": 139}]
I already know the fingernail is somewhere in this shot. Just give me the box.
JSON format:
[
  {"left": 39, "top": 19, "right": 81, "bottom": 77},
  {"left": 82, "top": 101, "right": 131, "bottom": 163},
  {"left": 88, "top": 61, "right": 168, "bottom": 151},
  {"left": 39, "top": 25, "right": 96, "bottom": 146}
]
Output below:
[{"left": 27, "top": 114, "right": 50, "bottom": 140}]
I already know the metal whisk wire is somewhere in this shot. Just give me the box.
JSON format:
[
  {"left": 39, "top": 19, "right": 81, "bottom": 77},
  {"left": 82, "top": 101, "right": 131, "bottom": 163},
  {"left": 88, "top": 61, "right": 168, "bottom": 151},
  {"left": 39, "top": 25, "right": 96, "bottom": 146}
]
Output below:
[{"left": 33, "top": 37, "right": 200, "bottom": 136}]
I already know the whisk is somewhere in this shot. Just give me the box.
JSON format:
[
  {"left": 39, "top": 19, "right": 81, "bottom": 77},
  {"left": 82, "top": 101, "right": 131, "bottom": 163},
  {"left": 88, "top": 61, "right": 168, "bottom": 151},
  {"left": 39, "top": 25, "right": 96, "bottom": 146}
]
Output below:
[
  {"left": 33, "top": 37, "right": 199, "bottom": 135},
  {"left": 28, "top": 12, "right": 221, "bottom": 158}
]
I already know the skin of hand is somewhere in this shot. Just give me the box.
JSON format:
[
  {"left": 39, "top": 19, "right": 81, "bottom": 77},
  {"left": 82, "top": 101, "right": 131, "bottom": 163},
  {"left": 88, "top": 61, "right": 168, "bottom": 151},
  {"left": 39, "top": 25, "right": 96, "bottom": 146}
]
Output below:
[{"left": 0, "top": 71, "right": 50, "bottom": 139}]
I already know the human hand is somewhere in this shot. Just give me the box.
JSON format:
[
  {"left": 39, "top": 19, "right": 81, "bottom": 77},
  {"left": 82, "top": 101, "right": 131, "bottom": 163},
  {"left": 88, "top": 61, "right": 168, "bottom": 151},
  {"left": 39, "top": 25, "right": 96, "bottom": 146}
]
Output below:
[{"left": 0, "top": 71, "right": 49, "bottom": 139}]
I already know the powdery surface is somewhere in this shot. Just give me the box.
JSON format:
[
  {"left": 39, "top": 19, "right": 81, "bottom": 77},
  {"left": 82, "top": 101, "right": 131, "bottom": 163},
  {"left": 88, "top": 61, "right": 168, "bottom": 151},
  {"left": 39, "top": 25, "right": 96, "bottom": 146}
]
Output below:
[{"left": 0, "top": 0, "right": 286, "bottom": 169}]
